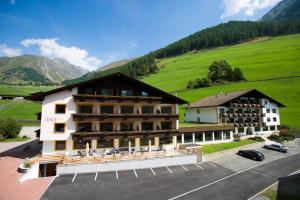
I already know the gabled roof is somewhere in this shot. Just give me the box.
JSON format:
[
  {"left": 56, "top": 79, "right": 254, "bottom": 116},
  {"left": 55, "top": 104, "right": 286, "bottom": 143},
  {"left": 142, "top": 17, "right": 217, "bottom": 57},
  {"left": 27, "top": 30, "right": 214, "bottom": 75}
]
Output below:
[
  {"left": 27, "top": 72, "right": 188, "bottom": 104},
  {"left": 187, "top": 89, "right": 285, "bottom": 108}
]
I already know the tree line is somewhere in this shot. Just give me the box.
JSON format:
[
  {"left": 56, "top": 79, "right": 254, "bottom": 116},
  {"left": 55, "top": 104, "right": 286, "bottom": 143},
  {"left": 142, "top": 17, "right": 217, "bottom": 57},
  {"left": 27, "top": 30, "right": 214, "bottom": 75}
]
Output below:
[
  {"left": 64, "top": 20, "right": 300, "bottom": 85},
  {"left": 187, "top": 60, "right": 245, "bottom": 89}
]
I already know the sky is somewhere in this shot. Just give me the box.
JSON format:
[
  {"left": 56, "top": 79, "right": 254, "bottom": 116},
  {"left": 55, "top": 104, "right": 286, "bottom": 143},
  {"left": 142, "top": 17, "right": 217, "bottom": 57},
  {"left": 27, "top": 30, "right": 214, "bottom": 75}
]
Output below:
[{"left": 0, "top": 0, "right": 281, "bottom": 71}]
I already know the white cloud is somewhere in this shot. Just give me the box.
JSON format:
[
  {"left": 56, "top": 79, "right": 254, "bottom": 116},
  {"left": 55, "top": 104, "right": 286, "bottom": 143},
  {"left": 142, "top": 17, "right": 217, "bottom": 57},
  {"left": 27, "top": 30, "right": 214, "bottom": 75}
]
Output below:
[
  {"left": 0, "top": 44, "right": 22, "bottom": 57},
  {"left": 130, "top": 42, "right": 137, "bottom": 48},
  {"left": 21, "top": 38, "right": 101, "bottom": 70},
  {"left": 221, "top": 0, "right": 281, "bottom": 19}
]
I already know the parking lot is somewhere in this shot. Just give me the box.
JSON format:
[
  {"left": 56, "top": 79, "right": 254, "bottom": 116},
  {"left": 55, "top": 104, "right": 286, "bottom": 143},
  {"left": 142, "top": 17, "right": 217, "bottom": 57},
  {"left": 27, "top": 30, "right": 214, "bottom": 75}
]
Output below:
[
  {"left": 41, "top": 140, "right": 300, "bottom": 200},
  {"left": 41, "top": 162, "right": 234, "bottom": 200}
]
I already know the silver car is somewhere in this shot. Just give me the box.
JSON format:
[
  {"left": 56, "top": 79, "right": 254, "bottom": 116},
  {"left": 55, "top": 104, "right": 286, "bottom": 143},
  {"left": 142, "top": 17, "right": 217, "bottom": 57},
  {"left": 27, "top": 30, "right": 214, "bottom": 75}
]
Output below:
[{"left": 264, "top": 144, "right": 288, "bottom": 153}]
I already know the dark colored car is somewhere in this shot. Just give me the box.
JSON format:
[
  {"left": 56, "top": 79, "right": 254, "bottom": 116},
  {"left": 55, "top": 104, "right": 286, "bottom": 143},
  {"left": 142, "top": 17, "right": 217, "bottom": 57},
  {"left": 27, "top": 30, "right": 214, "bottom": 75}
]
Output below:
[
  {"left": 264, "top": 144, "right": 288, "bottom": 153},
  {"left": 237, "top": 150, "right": 265, "bottom": 161}
]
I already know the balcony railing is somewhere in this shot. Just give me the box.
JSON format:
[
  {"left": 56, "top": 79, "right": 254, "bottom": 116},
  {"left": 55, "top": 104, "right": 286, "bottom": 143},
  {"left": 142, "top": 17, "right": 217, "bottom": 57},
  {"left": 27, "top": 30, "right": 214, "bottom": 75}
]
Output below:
[
  {"left": 73, "top": 94, "right": 163, "bottom": 103},
  {"left": 220, "top": 113, "right": 265, "bottom": 117},
  {"left": 72, "top": 113, "right": 179, "bottom": 121},
  {"left": 234, "top": 122, "right": 266, "bottom": 127},
  {"left": 230, "top": 103, "right": 264, "bottom": 108},
  {"left": 71, "top": 129, "right": 180, "bottom": 140}
]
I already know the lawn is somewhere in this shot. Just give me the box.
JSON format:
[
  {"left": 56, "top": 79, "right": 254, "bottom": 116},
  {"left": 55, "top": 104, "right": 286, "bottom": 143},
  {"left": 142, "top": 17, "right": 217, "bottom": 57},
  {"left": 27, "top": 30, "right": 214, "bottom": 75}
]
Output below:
[
  {"left": 1, "top": 136, "right": 31, "bottom": 142},
  {"left": 202, "top": 139, "right": 258, "bottom": 154},
  {"left": 0, "top": 84, "right": 57, "bottom": 96},
  {"left": 0, "top": 100, "right": 41, "bottom": 124}
]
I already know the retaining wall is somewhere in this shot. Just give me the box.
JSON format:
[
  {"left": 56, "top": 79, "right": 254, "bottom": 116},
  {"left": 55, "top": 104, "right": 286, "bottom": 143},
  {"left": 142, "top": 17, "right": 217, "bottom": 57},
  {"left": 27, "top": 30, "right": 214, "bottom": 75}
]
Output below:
[{"left": 57, "top": 154, "right": 197, "bottom": 175}]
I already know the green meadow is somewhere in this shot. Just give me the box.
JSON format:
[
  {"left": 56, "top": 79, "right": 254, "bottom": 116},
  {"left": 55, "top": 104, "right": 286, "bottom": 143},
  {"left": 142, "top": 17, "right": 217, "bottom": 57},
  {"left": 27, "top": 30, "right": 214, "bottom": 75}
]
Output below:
[
  {"left": 143, "top": 34, "right": 300, "bottom": 130},
  {"left": 0, "top": 84, "right": 56, "bottom": 96}
]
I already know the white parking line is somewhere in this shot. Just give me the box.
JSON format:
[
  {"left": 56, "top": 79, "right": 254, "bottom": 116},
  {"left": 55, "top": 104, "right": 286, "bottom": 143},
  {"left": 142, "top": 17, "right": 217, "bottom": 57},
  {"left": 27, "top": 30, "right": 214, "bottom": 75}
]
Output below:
[
  {"left": 181, "top": 165, "right": 189, "bottom": 171},
  {"left": 94, "top": 172, "right": 98, "bottom": 181},
  {"left": 150, "top": 168, "right": 156, "bottom": 176},
  {"left": 133, "top": 169, "right": 138, "bottom": 178},
  {"left": 207, "top": 162, "right": 217, "bottom": 167},
  {"left": 72, "top": 173, "right": 77, "bottom": 183},
  {"left": 115, "top": 170, "right": 119, "bottom": 179},
  {"left": 166, "top": 166, "right": 173, "bottom": 174},
  {"left": 195, "top": 164, "right": 203, "bottom": 169}
]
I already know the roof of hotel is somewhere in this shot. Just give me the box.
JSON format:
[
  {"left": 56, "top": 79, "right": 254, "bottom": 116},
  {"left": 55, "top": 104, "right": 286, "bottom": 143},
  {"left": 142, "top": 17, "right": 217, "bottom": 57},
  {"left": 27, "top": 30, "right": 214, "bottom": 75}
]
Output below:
[
  {"left": 27, "top": 72, "right": 188, "bottom": 104},
  {"left": 187, "top": 89, "right": 285, "bottom": 108}
]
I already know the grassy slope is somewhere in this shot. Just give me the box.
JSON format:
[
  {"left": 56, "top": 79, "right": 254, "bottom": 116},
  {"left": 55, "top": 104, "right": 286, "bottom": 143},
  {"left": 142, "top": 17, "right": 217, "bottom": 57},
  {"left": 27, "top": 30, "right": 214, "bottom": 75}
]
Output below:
[
  {"left": 0, "top": 100, "right": 40, "bottom": 121},
  {"left": 143, "top": 34, "right": 300, "bottom": 130},
  {"left": 0, "top": 84, "right": 56, "bottom": 96},
  {"left": 143, "top": 34, "right": 300, "bottom": 92}
]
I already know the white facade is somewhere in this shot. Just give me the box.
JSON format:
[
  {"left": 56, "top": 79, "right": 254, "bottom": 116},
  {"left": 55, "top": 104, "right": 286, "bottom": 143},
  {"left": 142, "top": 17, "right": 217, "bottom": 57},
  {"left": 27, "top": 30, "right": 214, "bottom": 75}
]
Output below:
[
  {"left": 40, "top": 88, "right": 77, "bottom": 155},
  {"left": 185, "top": 107, "right": 218, "bottom": 123}
]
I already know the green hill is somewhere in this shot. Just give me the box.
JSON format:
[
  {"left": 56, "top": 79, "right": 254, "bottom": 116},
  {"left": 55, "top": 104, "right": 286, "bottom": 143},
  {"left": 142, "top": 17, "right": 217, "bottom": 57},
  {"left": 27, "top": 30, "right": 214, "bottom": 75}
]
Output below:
[{"left": 142, "top": 34, "right": 300, "bottom": 130}]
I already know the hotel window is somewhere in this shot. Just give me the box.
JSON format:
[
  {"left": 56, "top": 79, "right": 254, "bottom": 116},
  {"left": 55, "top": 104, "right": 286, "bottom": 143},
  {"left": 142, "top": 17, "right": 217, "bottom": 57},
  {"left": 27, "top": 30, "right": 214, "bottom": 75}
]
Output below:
[
  {"left": 78, "top": 87, "right": 95, "bottom": 95},
  {"left": 177, "top": 135, "right": 182, "bottom": 143},
  {"left": 214, "top": 131, "right": 222, "bottom": 140},
  {"left": 79, "top": 105, "right": 93, "bottom": 113},
  {"left": 264, "top": 101, "right": 268, "bottom": 105},
  {"left": 273, "top": 117, "right": 277, "bottom": 122},
  {"left": 100, "top": 123, "right": 113, "bottom": 132},
  {"left": 270, "top": 126, "right": 275, "bottom": 131},
  {"left": 267, "top": 117, "right": 271, "bottom": 122},
  {"left": 77, "top": 123, "right": 92, "bottom": 132},
  {"left": 238, "top": 128, "right": 244, "bottom": 133},
  {"left": 55, "top": 104, "right": 66, "bottom": 114},
  {"left": 197, "top": 117, "right": 200, "bottom": 123},
  {"left": 140, "top": 138, "right": 154, "bottom": 146},
  {"left": 97, "top": 139, "right": 114, "bottom": 148},
  {"left": 121, "top": 105, "right": 134, "bottom": 114},
  {"left": 160, "top": 136, "right": 172, "bottom": 145},
  {"left": 219, "top": 108, "right": 225, "bottom": 113},
  {"left": 272, "top": 109, "right": 276, "bottom": 113},
  {"left": 119, "top": 138, "right": 135, "bottom": 147},
  {"left": 266, "top": 109, "right": 270, "bottom": 113},
  {"left": 255, "top": 127, "right": 261, "bottom": 132},
  {"left": 184, "top": 134, "right": 193, "bottom": 143},
  {"left": 121, "top": 89, "right": 133, "bottom": 96},
  {"left": 237, "top": 109, "right": 243, "bottom": 113},
  {"left": 224, "top": 131, "right": 231, "bottom": 140},
  {"left": 161, "top": 106, "right": 172, "bottom": 114},
  {"left": 197, "top": 109, "right": 200, "bottom": 114},
  {"left": 142, "top": 106, "right": 154, "bottom": 114},
  {"left": 195, "top": 132, "right": 203, "bottom": 142},
  {"left": 73, "top": 140, "right": 91, "bottom": 150},
  {"left": 263, "top": 126, "right": 269, "bottom": 131},
  {"left": 54, "top": 123, "right": 65, "bottom": 133},
  {"left": 100, "top": 105, "right": 114, "bottom": 114},
  {"left": 54, "top": 141, "right": 66, "bottom": 151},
  {"left": 161, "top": 121, "right": 172, "bottom": 130},
  {"left": 101, "top": 88, "right": 113, "bottom": 96},
  {"left": 142, "top": 122, "right": 153, "bottom": 131},
  {"left": 121, "top": 122, "right": 134, "bottom": 131},
  {"left": 141, "top": 91, "right": 148, "bottom": 97},
  {"left": 205, "top": 132, "right": 213, "bottom": 141}
]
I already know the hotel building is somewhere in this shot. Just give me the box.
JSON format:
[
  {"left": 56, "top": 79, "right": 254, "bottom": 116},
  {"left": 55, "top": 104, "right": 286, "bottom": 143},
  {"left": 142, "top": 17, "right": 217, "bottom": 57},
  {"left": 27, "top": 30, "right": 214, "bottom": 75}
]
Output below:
[
  {"left": 29, "top": 72, "right": 187, "bottom": 156},
  {"left": 185, "top": 89, "right": 284, "bottom": 137}
]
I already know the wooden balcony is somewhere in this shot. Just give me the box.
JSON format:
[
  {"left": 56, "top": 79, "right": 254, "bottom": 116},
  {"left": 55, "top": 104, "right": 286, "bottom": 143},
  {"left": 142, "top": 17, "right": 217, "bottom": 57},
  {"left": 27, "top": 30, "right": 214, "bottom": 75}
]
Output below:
[
  {"left": 234, "top": 122, "right": 266, "bottom": 127},
  {"left": 230, "top": 103, "right": 264, "bottom": 108},
  {"left": 73, "top": 94, "right": 163, "bottom": 103},
  {"left": 220, "top": 113, "right": 265, "bottom": 117},
  {"left": 72, "top": 113, "right": 179, "bottom": 121},
  {"left": 71, "top": 129, "right": 180, "bottom": 140}
]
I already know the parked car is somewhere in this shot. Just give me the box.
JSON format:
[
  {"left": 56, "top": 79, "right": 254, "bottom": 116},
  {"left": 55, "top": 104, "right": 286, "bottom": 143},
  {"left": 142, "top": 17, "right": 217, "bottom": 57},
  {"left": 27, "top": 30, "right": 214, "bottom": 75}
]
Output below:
[
  {"left": 264, "top": 144, "right": 288, "bottom": 153},
  {"left": 237, "top": 150, "right": 265, "bottom": 161}
]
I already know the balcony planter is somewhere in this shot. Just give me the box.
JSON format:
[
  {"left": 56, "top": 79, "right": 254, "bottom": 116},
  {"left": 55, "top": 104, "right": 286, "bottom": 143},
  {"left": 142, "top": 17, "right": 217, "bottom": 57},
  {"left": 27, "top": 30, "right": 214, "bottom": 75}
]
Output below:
[{"left": 17, "top": 159, "right": 32, "bottom": 173}]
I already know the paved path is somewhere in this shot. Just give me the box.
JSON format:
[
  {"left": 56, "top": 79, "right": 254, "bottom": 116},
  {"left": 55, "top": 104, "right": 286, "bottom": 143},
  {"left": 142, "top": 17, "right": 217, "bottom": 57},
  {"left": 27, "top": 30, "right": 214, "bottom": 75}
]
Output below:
[{"left": 0, "top": 139, "right": 52, "bottom": 200}]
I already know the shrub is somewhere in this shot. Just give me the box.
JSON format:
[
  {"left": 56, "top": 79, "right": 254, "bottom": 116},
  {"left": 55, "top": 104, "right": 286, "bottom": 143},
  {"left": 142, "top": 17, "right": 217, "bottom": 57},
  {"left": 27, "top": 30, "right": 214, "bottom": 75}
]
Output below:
[
  {"left": 279, "top": 131, "right": 295, "bottom": 142},
  {"left": 279, "top": 124, "right": 290, "bottom": 130},
  {"left": 268, "top": 134, "right": 283, "bottom": 143},
  {"left": 0, "top": 118, "right": 22, "bottom": 139},
  {"left": 0, "top": 132, "right": 4, "bottom": 141},
  {"left": 23, "top": 159, "right": 32, "bottom": 168},
  {"left": 233, "top": 134, "right": 241, "bottom": 141},
  {"left": 250, "top": 136, "right": 265, "bottom": 142}
]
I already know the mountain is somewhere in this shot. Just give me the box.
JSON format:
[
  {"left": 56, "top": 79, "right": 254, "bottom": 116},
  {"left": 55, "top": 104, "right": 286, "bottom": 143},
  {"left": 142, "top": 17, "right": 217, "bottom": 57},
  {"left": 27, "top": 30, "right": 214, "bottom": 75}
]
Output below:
[
  {"left": 97, "top": 59, "right": 133, "bottom": 72},
  {"left": 62, "top": 58, "right": 133, "bottom": 85},
  {"left": 261, "top": 0, "right": 300, "bottom": 21},
  {"left": 0, "top": 55, "right": 89, "bottom": 84}
]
